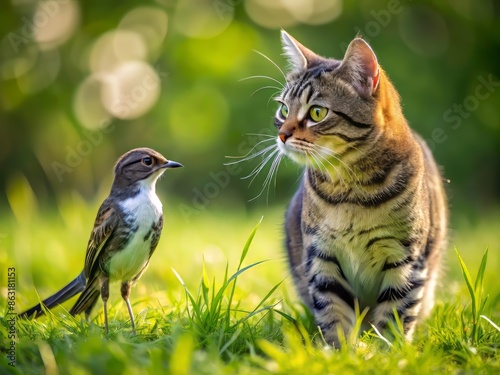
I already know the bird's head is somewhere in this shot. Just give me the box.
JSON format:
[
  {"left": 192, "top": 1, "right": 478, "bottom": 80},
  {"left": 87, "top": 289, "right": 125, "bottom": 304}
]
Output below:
[{"left": 112, "top": 148, "right": 183, "bottom": 191}]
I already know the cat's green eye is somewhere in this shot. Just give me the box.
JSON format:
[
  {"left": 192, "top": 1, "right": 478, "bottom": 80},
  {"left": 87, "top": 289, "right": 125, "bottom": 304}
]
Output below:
[
  {"left": 280, "top": 104, "right": 289, "bottom": 119},
  {"left": 309, "top": 106, "right": 328, "bottom": 122}
]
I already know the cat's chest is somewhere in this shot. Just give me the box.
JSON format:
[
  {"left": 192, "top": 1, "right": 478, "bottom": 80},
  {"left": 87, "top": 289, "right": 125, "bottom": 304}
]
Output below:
[{"left": 303, "top": 195, "right": 405, "bottom": 304}]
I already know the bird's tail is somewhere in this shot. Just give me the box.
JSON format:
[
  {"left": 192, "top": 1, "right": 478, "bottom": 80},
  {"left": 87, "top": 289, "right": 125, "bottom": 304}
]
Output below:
[
  {"left": 18, "top": 272, "right": 86, "bottom": 319},
  {"left": 69, "top": 276, "right": 101, "bottom": 320}
]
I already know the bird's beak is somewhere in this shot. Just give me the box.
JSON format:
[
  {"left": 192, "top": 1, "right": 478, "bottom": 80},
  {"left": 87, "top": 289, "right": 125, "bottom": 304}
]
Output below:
[{"left": 162, "top": 160, "right": 183, "bottom": 169}]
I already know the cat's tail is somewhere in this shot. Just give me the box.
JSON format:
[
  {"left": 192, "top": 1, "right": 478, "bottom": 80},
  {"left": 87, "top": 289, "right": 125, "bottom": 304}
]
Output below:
[{"left": 18, "top": 272, "right": 86, "bottom": 319}]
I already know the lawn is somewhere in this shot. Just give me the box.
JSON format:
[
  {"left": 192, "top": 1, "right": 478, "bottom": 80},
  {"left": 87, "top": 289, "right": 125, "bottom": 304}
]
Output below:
[{"left": 1, "top": 189, "right": 500, "bottom": 374}]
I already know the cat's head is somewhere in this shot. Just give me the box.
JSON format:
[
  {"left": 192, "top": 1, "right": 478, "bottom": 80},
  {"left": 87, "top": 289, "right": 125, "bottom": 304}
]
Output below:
[{"left": 275, "top": 31, "right": 404, "bottom": 170}]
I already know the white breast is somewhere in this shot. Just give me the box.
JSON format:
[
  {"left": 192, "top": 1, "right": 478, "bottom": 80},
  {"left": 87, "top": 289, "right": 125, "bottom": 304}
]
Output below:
[{"left": 108, "top": 181, "right": 162, "bottom": 282}]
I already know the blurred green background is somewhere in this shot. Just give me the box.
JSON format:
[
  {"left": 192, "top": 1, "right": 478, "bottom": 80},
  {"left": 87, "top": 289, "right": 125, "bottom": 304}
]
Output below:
[{"left": 1, "top": 0, "right": 499, "bottom": 228}]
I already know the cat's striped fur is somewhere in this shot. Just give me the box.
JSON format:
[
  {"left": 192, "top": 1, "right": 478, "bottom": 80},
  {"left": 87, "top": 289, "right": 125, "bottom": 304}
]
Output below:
[{"left": 276, "top": 31, "right": 448, "bottom": 346}]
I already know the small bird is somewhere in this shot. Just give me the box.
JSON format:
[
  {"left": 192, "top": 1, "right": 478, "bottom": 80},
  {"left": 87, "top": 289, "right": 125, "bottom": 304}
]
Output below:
[{"left": 19, "top": 148, "right": 182, "bottom": 333}]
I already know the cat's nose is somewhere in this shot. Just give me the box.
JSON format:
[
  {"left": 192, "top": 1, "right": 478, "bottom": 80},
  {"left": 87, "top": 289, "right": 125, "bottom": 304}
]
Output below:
[{"left": 279, "top": 131, "right": 292, "bottom": 143}]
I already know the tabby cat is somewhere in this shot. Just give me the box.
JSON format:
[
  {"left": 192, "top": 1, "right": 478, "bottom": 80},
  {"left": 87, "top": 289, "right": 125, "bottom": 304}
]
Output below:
[{"left": 274, "top": 31, "right": 448, "bottom": 346}]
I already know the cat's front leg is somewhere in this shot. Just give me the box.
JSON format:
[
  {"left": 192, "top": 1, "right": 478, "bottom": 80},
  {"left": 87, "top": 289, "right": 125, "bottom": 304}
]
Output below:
[
  {"left": 306, "top": 245, "right": 357, "bottom": 347},
  {"left": 370, "top": 264, "right": 426, "bottom": 341}
]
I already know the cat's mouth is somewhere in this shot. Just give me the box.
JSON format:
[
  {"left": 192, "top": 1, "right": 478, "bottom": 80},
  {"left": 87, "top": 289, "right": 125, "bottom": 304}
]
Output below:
[
  {"left": 277, "top": 137, "right": 311, "bottom": 165},
  {"left": 277, "top": 136, "right": 343, "bottom": 175}
]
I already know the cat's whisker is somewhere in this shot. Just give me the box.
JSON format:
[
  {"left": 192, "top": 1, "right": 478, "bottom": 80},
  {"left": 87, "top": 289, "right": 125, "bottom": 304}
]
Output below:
[
  {"left": 246, "top": 154, "right": 279, "bottom": 197},
  {"left": 267, "top": 152, "right": 284, "bottom": 202},
  {"left": 245, "top": 133, "right": 276, "bottom": 139},
  {"left": 272, "top": 153, "right": 283, "bottom": 190},
  {"left": 267, "top": 91, "right": 284, "bottom": 106},
  {"left": 239, "top": 75, "right": 284, "bottom": 88},
  {"left": 249, "top": 152, "right": 283, "bottom": 203},
  {"left": 312, "top": 144, "right": 362, "bottom": 186},
  {"left": 225, "top": 141, "right": 275, "bottom": 165},
  {"left": 286, "top": 141, "right": 340, "bottom": 185},
  {"left": 311, "top": 142, "right": 342, "bottom": 155},
  {"left": 303, "top": 150, "right": 312, "bottom": 169},
  {"left": 309, "top": 149, "right": 347, "bottom": 189},
  {"left": 305, "top": 151, "right": 326, "bottom": 185},
  {"left": 287, "top": 141, "right": 330, "bottom": 179},
  {"left": 309, "top": 152, "right": 342, "bottom": 193},
  {"left": 253, "top": 49, "right": 287, "bottom": 82},
  {"left": 313, "top": 143, "right": 364, "bottom": 177},
  {"left": 319, "top": 145, "right": 365, "bottom": 181},
  {"left": 309, "top": 149, "right": 349, "bottom": 189},
  {"left": 251, "top": 85, "right": 282, "bottom": 97},
  {"left": 240, "top": 145, "right": 275, "bottom": 170},
  {"left": 244, "top": 148, "right": 279, "bottom": 184},
  {"left": 304, "top": 149, "right": 321, "bottom": 172},
  {"left": 309, "top": 150, "right": 329, "bottom": 177},
  {"left": 313, "top": 149, "right": 350, "bottom": 181}
]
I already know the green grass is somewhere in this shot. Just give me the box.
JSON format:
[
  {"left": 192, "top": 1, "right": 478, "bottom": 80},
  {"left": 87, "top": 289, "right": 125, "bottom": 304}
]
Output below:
[{"left": 1, "top": 190, "right": 500, "bottom": 374}]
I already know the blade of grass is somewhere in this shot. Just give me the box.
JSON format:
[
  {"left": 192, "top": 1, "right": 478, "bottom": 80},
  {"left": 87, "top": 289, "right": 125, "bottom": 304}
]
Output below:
[
  {"left": 272, "top": 309, "right": 296, "bottom": 323},
  {"left": 172, "top": 267, "right": 201, "bottom": 318},
  {"left": 455, "top": 248, "right": 477, "bottom": 318},
  {"left": 237, "top": 217, "right": 263, "bottom": 271},
  {"left": 226, "top": 218, "right": 263, "bottom": 326},
  {"left": 227, "top": 260, "right": 268, "bottom": 285},
  {"left": 474, "top": 249, "right": 488, "bottom": 291},
  {"left": 348, "top": 302, "right": 369, "bottom": 347},
  {"left": 455, "top": 248, "right": 490, "bottom": 345},
  {"left": 219, "top": 328, "right": 242, "bottom": 356}
]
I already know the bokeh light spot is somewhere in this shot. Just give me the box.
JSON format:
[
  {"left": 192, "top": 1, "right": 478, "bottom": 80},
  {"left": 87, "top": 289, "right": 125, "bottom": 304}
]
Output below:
[
  {"left": 118, "top": 7, "right": 168, "bottom": 58},
  {"left": 73, "top": 74, "right": 111, "bottom": 130},
  {"left": 281, "top": 0, "right": 342, "bottom": 25},
  {"left": 174, "top": 0, "right": 233, "bottom": 39},
  {"left": 101, "top": 61, "right": 161, "bottom": 120},
  {"left": 89, "top": 30, "right": 147, "bottom": 73},
  {"left": 34, "top": 0, "right": 80, "bottom": 50},
  {"left": 245, "top": 0, "right": 298, "bottom": 29}
]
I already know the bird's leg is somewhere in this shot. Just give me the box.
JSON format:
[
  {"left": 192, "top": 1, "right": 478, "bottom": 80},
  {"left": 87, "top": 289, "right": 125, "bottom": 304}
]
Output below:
[
  {"left": 101, "top": 277, "right": 110, "bottom": 334},
  {"left": 121, "top": 282, "right": 136, "bottom": 334}
]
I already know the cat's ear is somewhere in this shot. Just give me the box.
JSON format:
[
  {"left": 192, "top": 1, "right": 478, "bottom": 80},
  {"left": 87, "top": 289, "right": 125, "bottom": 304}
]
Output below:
[
  {"left": 281, "top": 30, "right": 320, "bottom": 71},
  {"left": 341, "top": 38, "right": 380, "bottom": 97}
]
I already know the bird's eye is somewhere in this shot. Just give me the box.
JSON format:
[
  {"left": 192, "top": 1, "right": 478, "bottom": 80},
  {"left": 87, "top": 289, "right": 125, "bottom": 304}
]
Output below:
[
  {"left": 309, "top": 106, "right": 328, "bottom": 122},
  {"left": 279, "top": 103, "right": 289, "bottom": 119},
  {"left": 142, "top": 157, "right": 153, "bottom": 166}
]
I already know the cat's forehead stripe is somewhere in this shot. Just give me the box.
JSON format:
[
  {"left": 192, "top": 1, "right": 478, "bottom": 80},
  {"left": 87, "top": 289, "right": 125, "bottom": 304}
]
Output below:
[
  {"left": 287, "top": 64, "right": 336, "bottom": 101},
  {"left": 290, "top": 69, "right": 314, "bottom": 97},
  {"left": 288, "top": 80, "right": 313, "bottom": 103},
  {"left": 304, "top": 85, "right": 314, "bottom": 103}
]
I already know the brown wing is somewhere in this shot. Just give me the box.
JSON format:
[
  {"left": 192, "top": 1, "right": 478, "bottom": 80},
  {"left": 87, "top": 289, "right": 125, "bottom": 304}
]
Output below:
[
  {"left": 83, "top": 200, "right": 119, "bottom": 279},
  {"left": 149, "top": 215, "right": 163, "bottom": 257}
]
